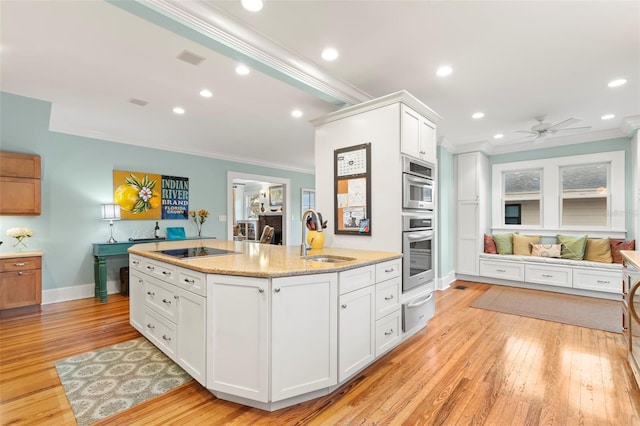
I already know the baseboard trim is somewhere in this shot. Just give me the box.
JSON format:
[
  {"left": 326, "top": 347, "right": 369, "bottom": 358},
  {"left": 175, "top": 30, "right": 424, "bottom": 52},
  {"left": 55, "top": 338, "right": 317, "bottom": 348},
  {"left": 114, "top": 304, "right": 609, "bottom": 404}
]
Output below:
[
  {"left": 42, "top": 280, "right": 121, "bottom": 305},
  {"left": 437, "top": 271, "right": 456, "bottom": 291}
]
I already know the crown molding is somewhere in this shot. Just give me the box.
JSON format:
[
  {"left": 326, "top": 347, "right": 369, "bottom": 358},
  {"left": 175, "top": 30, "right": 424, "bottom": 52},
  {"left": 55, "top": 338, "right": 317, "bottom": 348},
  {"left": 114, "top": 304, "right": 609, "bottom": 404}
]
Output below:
[{"left": 110, "top": 0, "right": 371, "bottom": 108}]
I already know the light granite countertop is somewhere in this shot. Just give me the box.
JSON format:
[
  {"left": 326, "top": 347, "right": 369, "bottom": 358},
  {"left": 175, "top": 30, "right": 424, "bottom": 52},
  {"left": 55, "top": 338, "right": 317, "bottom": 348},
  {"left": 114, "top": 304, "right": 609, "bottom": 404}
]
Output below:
[
  {"left": 128, "top": 238, "right": 402, "bottom": 278},
  {"left": 0, "top": 250, "right": 44, "bottom": 259},
  {"left": 622, "top": 250, "right": 640, "bottom": 270}
]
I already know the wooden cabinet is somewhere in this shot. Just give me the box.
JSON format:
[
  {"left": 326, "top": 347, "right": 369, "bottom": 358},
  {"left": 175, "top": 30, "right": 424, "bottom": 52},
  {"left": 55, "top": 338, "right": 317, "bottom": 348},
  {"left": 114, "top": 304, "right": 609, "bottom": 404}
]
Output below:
[
  {"left": 271, "top": 273, "right": 338, "bottom": 401},
  {"left": 129, "top": 254, "right": 207, "bottom": 385},
  {"left": 400, "top": 104, "right": 437, "bottom": 164},
  {"left": 0, "top": 255, "right": 42, "bottom": 314},
  {"left": 0, "top": 152, "right": 41, "bottom": 216}
]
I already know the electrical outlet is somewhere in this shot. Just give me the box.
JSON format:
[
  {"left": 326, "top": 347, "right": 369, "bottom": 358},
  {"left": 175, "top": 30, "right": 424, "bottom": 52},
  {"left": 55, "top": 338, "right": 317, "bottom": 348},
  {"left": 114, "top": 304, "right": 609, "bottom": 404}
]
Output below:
[{"left": 218, "top": 215, "right": 227, "bottom": 222}]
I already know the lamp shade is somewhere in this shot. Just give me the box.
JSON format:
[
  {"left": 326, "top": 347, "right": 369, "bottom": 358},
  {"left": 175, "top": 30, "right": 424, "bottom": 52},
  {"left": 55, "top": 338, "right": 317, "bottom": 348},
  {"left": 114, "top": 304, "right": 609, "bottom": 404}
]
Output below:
[{"left": 101, "top": 203, "right": 121, "bottom": 221}]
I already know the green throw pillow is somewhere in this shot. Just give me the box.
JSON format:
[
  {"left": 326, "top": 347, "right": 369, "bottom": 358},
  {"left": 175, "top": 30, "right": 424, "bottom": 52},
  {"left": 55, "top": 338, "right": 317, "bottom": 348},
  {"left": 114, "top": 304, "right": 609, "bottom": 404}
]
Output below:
[
  {"left": 493, "top": 233, "right": 514, "bottom": 255},
  {"left": 557, "top": 234, "right": 588, "bottom": 260}
]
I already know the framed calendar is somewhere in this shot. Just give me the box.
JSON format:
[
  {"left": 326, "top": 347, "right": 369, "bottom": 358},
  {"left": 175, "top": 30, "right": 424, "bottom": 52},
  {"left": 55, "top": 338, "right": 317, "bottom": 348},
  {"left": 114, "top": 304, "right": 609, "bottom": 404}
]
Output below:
[{"left": 334, "top": 143, "right": 371, "bottom": 235}]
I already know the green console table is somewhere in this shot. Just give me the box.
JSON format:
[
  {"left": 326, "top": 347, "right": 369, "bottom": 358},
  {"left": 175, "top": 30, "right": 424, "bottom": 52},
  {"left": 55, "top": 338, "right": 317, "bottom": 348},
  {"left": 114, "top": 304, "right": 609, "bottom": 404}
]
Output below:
[{"left": 92, "top": 237, "right": 212, "bottom": 302}]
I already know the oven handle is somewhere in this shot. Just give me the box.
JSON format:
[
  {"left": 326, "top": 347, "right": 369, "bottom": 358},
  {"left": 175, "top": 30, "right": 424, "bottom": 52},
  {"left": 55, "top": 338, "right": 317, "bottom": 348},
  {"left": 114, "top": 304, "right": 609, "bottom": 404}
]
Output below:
[
  {"left": 405, "top": 174, "right": 433, "bottom": 186},
  {"left": 406, "top": 231, "right": 433, "bottom": 241},
  {"left": 407, "top": 293, "right": 433, "bottom": 308}
]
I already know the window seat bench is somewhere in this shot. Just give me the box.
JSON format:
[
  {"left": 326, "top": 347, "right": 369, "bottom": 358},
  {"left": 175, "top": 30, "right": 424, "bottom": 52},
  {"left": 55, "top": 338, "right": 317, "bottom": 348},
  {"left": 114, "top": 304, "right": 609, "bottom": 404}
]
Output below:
[{"left": 476, "top": 253, "right": 622, "bottom": 299}]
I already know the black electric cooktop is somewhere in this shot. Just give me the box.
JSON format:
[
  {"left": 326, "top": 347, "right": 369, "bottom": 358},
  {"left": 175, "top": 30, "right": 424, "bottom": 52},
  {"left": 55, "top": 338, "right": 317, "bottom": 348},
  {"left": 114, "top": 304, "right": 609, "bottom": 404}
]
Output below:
[{"left": 157, "top": 247, "right": 238, "bottom": 259}]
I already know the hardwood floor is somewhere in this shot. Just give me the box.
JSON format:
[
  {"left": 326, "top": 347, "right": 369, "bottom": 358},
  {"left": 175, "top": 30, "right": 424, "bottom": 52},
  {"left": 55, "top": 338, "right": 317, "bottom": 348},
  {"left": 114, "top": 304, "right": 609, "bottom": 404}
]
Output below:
[{"left": 1, "top": 280, "right": 639, "bottom": 425}]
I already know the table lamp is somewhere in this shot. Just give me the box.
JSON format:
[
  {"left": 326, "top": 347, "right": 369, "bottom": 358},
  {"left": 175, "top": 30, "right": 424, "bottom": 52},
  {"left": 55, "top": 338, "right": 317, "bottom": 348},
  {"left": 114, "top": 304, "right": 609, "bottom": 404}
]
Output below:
[{"left": 101, "top": 203, "right": 121, "bottom": 243}]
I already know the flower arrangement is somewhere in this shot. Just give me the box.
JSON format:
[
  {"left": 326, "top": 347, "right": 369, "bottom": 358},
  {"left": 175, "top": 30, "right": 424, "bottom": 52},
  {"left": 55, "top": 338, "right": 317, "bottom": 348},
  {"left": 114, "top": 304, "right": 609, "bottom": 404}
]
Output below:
[
  {"left": 189, "top": 209, "right": 210, "bottom": 237},
  {"left": 6, "top": 227, "right": 34, "bottom": 249}
]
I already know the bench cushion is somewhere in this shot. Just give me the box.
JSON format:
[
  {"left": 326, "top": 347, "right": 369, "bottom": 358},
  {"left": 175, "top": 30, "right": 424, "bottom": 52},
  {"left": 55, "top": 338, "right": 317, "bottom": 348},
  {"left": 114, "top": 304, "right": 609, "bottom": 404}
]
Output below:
[{"left": 479, "top": 253, "right": 622, "bottom": 270}]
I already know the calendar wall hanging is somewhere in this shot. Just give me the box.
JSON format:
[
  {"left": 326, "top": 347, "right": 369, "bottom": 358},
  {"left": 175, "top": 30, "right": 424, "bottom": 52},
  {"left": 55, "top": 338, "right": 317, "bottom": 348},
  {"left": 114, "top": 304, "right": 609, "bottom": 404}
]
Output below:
[{"left": 334, "top": 143, "right": 371, "bottom": 235}]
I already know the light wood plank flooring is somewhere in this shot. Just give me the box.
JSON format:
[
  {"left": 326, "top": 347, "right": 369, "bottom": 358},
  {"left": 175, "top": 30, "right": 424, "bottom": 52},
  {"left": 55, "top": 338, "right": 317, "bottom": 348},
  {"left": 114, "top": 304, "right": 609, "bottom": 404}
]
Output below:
[{"left": 1, "top": 280, "right": 639, "bottom": 425}]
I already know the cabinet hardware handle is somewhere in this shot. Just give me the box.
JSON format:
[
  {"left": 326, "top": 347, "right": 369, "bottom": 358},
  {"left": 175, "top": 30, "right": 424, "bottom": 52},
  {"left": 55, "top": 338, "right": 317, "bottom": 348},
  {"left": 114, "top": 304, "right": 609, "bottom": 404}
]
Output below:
[
  {"left": 274, "top": 288, "right": 281, "bottom": 293},
  {"left": 258, "top": 288, "right": 264, "bottom": 293},
  {"left": 147, "top": 324, "right": 155, "bottom": 329},
  {"left": 162, "top": 299, "right": 171, "bottom": 305},
  {"left": 132, "top": 260, "right": 139, "bottom": 265},
  {"left": 18, "top": 271, "right": 23, "bottom": 276},
  {"left": 174, "top": 295, "right": 179, "bottom": 299},
  {"left": 184, "top": 278, "right": 195, "bottom": 284},
  {"left": 162, "top": 271, "right": 171, "bottom": 276},
  {"left": 384, "top": 329, "right": 393, "bottom": 336},
  {"left": 147, "top": 266, "right": 155, "bottom": 271},
  {"left": 138, "top": 279, "right": 143, "bottom": 283},
  {"left": 342, "top": 304, "right": 347, "bottom": 309},
  {"left": 542, "top": 274, "right": 554, "bottom": 278},
  {"left": 162, "top": 335, "right": 171, "bottom": 341},
  {"left": 419, "top": 150, "right": 426, "bottom": 154},
  {"left": 146, "top": 291, "right": 155, "bottom": 296},
  {"left": 597, "top": 280, "right": 610, "bottom": 284},
  {"left": 384, "top": 268, "right": 394, "bottom": 273},
  {"left": 496, "top": 269, "right": 506, "bottom": 272},
  {"left": 385, "top": 295, "right": 394, "bottom": 300},
  {"left": 14, "top": 262, "right": 28, "bottom": 267}
]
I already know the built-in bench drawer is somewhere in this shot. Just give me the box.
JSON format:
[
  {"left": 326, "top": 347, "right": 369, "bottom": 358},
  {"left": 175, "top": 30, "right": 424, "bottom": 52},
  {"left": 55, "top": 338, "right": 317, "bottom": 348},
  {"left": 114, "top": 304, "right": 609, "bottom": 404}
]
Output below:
[
  {"left": 573, "top": 268, "right": 621, "bottom": 294},
  {"left": 479, "top": 260, "right": 524, "bottom": 281},
  {"left": 525, "top": 264, "right": 572, "bottom": 288}
]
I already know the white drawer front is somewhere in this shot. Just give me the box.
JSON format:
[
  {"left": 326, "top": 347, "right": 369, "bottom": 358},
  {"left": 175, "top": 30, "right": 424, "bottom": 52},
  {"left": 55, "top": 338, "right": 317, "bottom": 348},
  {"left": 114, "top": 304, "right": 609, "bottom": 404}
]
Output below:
[
  {"left": 480, "top": 260, "right": 524, "bottom": 281},
  {"left": 339, "top": 265, "right": 375, "bottom": 295},
  {"left": 144, "top": 277, "right": 178, "bottom": 321},
  {"left": 144, "top": 308, "right": 177, "bottom": 359},
  {"left": 177, "top": 267, "right": 206, "bottom": 297},
  {"left": 573, "top": 269, "right": 621, "bottom": 294},
  {"left": 375, "top": 310, "right": 401, "bottom": 357},
  {"left": 525, "top": 264, "right": 572, "bottom": 288},
  {"left": 375, "top": 277, "right": 400, "bottom": 320},
  {"left": 129, "top": 254, "right": 146, "bottom": 272},
  {"left": 144, "top": 259, "right": 177, "bottom": 284},
  {"left": 376, "top": 259, "right": 401, "bottom": 283}
]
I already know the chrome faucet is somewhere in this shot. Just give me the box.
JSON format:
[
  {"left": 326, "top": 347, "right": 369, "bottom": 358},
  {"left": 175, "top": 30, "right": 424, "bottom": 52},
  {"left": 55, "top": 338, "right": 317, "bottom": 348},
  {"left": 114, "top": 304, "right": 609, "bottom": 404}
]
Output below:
[{"left": 301, "top": 209, "right": 322, "bottom": 256}]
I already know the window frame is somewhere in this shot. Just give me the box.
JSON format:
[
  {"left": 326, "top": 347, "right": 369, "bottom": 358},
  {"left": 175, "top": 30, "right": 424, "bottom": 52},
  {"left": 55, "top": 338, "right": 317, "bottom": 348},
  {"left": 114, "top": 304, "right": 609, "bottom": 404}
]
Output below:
[
  {"left": 491, "top": 151, "right": 625, "bottom": 236},
  {"left": 559, "top": 162, "right": 611, "bottom": 228}
]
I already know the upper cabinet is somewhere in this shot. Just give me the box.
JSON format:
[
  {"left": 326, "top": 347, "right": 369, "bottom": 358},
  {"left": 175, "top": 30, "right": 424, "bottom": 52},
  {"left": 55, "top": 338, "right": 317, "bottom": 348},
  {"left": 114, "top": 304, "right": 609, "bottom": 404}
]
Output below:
[
  {"left": 0, "top": 152, "right": 41, "bottom": 216},
  {"left": 400, "top": 104, "right": 437, "bottom": 164}
]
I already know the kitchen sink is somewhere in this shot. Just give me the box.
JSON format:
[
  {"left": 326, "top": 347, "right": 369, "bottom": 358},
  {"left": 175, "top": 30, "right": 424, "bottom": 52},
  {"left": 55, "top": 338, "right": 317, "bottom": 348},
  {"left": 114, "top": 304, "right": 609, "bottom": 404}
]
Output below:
[{"left": 301, "top": 255, "right": 356, "bottom": 263}]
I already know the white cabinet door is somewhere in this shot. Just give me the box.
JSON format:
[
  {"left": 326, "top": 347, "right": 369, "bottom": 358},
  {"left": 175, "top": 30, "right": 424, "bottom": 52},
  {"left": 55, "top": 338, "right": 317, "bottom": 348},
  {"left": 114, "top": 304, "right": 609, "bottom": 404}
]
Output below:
[
  {"left": 207, "top": 275, "right": 269, "bottom": 402},
  {"left": 401, "top": 104, "right": 436, "bottom": 164},
  {"left": 339, "top": 285, "right": 375, "bottom": 382},
  {"left": 176, "top": 287, "right": 206, "bottom": 386},
  {"left": 457, "top": 202, "right": 479, "bottom": 275},
  {"left": 271, "top": 273, "right": 338, "bottom": 402},
  {"left": 129, "top": 270, "right": 146, "bottom": 333},
  {"left": 457, "top": 152, "right": 480, "bottom": 201}
]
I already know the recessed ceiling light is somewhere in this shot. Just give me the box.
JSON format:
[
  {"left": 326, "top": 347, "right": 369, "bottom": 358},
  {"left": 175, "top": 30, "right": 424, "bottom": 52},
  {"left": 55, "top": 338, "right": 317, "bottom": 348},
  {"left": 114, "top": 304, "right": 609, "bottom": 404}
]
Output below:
[
  {"left": 235, "top": 64, "right": 250, "bottom": 75},
  {"left": 494, "top": 133, "right": 504, "bottom": 139},
  {"left": 173, "top": 107, "right": 185, "bottom": 115},
  {"left": 608, "top": 78, "right": 627, "bottom": 88},
  {"left": 601, "top": 114, "right": 615, "bottom": 120},
  {"left": 321, "top": 48, "right": 339, "bottom": 61},
  {"left": 200, "top": 89, "right": 213, "bottom": 98},
  {"left": 472, "top": 112, "right": 485, "bottom": 119},
  {"left": 291, "top": 109, "right": 303, "bottom": 118},
  {"left": 436, "top": 65, "right": 452, "bottom": 77},
  {"left": 241, "top": 0, "right": 263, "bottom": 12}
]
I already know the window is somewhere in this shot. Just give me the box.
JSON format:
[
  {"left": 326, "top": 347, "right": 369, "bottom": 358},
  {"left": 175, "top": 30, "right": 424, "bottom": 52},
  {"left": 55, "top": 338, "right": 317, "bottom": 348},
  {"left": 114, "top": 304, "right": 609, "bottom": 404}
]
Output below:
[
  {"left": 503, "top": 169, "right": 541, "bottom": 226},
  {"left": 560, "top": 163, "right": 609, "bottom": 227},
  {"left": 491, "top": 151, "right": 625, "bottom": 234},
  {"left": 301, "top": 188, "right": 315, "bottom": 212}
]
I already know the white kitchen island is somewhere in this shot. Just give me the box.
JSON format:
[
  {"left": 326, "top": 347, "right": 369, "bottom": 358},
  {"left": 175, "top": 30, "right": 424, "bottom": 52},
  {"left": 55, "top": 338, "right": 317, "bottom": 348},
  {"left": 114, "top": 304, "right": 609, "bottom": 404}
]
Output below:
[{"left": 128, "top": 239, "right": 414, "bottom": 411}]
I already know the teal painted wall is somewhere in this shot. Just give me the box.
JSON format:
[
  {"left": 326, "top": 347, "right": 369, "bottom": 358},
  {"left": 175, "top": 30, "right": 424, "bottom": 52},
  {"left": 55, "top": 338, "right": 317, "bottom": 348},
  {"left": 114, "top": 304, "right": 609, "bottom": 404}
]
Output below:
[
  {"left": 489, "top": 138, "right": 634, "bottom": 238},
  {"left": 0, "top": 92, "right": 314, "bottom": 293},
  {"left": 437, "top": 146, "right": 455, "bottom": 279}
]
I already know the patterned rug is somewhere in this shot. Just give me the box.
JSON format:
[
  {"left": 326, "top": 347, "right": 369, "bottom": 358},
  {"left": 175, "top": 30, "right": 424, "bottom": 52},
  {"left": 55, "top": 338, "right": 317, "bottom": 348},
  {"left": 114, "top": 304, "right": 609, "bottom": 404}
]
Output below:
[{"left": 55, "top": 337, "right": 192, "bottom": 425}]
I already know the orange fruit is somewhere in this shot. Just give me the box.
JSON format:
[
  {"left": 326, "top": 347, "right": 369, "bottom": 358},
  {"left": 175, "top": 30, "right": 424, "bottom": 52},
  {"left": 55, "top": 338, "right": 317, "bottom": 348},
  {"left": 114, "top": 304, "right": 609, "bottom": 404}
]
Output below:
[{"left": 114, "top": 184, "right": 140, "bottom": 211}]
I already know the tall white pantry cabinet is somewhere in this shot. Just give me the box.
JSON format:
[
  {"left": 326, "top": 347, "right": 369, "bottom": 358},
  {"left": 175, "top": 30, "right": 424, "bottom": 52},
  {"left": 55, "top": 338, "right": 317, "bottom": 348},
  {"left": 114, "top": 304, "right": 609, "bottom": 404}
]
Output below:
[{"left": 455, "top": 152, "right": 488, "bottom": 276}]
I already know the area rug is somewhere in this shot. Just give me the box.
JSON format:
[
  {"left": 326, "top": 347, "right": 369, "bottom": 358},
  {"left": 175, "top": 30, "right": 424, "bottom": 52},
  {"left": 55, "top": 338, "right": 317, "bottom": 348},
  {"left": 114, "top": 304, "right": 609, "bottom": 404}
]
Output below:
[
  {"left": 55, "top": 337, "right": 192, "bottom": 425},
  {"left": 470, "top": 285, "right": 621, "bottom": 333}
]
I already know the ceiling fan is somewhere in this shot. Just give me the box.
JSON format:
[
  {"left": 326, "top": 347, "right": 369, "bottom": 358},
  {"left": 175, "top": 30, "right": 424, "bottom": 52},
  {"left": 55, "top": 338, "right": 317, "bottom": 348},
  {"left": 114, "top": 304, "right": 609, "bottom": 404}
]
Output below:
[{"left": 513, "top": 115, "right": 592, "bottom": 141}]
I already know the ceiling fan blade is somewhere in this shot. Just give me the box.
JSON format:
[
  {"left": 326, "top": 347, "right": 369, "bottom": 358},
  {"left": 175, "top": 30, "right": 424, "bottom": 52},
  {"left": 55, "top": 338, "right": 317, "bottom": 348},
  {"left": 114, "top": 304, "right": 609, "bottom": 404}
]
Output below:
[
  {"left": 514, "top": 130, "right": 538, "bottom": 135},
  {"left": 547, "top": 117, "right": 581, "bottom": 131},
  {"left": 552, "top": 126, "right": 592, "bottom": 132}
]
